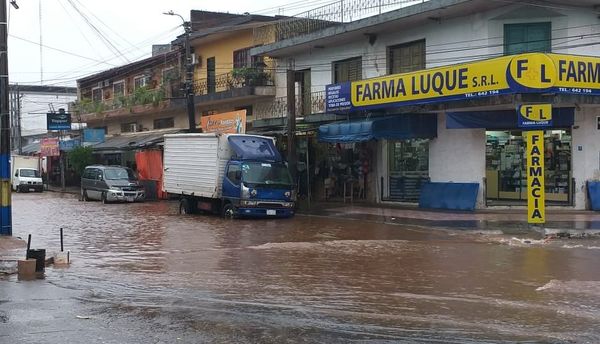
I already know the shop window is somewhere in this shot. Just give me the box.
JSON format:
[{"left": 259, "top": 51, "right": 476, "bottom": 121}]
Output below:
[
  {"left": 387, "top": 139, "right": 429, "bottom": 202},
  {"left": 485, "top": 130, "right": 571, "bottom": 204},
  {"left": 388, "top": 40, "right": 425, "bottom": 74},
  {"left": 92, "top": 87, "right": 103, "bottom": 103},
  {"left": 504, "top": 22, "right": 551, "bottom": 55},
  {"left": 153, "top": 117, "right": 174, "bottom": 130},
  {"left": 333, "top": 57, "right": 362, "bottom": 83}
]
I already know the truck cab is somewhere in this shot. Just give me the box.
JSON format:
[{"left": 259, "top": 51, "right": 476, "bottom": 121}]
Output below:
[{"left": 222, "top": 160, "right": 295, "bottom": 218}]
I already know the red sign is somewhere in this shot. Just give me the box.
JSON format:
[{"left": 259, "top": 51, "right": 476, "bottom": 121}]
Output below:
[{"left": 40, "top": 138, "right": 60, "bottom": 157}]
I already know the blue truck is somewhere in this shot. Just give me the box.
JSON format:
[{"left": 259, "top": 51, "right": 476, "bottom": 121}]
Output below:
[{"left": 163, "top": 133, "right": 295, "bottom": 218}]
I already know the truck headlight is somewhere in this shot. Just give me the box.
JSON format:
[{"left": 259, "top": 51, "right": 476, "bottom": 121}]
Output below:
[
  {"left": 250, "top": 189, "right": 257, "bottom": 197},
  {"left": 284, "top": 191, "right": 291, "bottom": 198},
  {"left": 283, "top": 202, "right": 294, "bottom": 208},
  {"left": 241, "top": 200, "right": 257, "bottom": 206}
]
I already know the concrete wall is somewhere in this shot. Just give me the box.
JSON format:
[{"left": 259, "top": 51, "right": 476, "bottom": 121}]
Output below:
[
  {"left": 271, "top": 3, "right": 600, "bottom": 97},
  {"left": 193, "top": 30, "right": 255, "bottom": 82},
  {"left": 572, "top": 107, "right": 600, "bottom": 209},
  {"left": 429, "top": 114, "right": 487, "bottom": 208}
]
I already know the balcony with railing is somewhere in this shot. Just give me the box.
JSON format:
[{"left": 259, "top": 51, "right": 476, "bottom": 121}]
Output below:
[
  {"left": 254, "top": 0, "right": 428, "bottom": 45},
  {"left": 193, "top": 68, "right": 275, "bottom": 105},
  {"left": 72, "top": 82, "right": 184, "bottom": 122},
  {"left": 254, "top": 91, "right": 326, "bottom": 120}
]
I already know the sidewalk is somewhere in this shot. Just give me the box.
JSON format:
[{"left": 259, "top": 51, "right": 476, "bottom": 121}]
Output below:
[
  {"left": 45, "top": 185, "right": 79, "bottom": 195},
  {"left": 298, "top": 201, "right": 600, "bottom": 234}
]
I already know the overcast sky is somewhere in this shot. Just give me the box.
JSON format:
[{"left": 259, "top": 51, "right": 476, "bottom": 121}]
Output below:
[{"left": 7, "top": 0, "right": 333, "bottom": 87}]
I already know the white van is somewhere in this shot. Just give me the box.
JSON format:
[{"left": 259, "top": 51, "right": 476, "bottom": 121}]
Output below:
[{"left": 12, "top": 155, "right": 43, "bottom": 193}]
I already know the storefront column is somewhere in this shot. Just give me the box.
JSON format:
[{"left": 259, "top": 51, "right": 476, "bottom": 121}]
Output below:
[
  {"left": 428, "top": 113, "right": 487, "bottom": 209},
  {"left": 571, "top": 107, "right": 600, "bottom": 210}
]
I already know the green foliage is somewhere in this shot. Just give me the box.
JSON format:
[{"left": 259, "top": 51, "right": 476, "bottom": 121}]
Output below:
[
  {"left": 67, "top": 146, "right": 94, "bottom": 176},
  {"left": 231, "top": 68, "right": 270, "bottom": 86}
]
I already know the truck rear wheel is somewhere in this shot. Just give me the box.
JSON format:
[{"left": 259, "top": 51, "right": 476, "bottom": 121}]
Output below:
[{"left": 179, "top": 198, "right": 196, "bottom": 215}]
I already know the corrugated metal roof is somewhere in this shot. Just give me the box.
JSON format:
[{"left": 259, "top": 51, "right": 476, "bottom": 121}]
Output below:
[{"left": 91, "top": 129, "right": 183, "bottom": 151}]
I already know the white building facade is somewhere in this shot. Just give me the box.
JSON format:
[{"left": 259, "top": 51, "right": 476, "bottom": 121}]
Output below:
[{"left": 253, "top": 0, "right": 600, "bottom": 210}]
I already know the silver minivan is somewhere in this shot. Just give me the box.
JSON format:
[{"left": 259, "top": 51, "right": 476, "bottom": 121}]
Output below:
[{"left": 81, "top": 165, "right": 145, "bottom": 203}]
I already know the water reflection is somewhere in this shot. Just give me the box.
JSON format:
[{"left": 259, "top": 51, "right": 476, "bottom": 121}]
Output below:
[{"left": 6, "top": 193, "right": 600, "bottom": 342}]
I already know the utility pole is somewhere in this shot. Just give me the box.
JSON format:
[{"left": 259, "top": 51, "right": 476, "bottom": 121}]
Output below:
[
  {"left": 16, "top": 85, "right": 21, "bottom": 154},
  {"left": 0, "top": 0, "right": 16, "bottom": 236},
  {"left": 164, "top": 11, "right": 197, "bottom": 132},
  {"left": 286, "top": 70, "right": 297, "bottom": 182}
]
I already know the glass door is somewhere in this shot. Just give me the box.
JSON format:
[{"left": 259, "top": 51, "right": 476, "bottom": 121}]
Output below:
[{"left": 388, "top": 139, "right": 429, "bottom": 202}]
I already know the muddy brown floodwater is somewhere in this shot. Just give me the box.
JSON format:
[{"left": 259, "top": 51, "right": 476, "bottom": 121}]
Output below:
[{"left": 1, "top": 192, "right": 600, "bottom": 343}]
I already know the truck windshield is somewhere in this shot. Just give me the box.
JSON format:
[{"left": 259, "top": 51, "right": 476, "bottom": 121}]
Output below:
[
  {"left": 104, "top": 168, "right": 136, "bottom": 180},
  {"left": 241, "top": 162, "right": 292, "bottom": 187},
  {"left": 20, "top": 169, "right": 40, "bottom": 178}
]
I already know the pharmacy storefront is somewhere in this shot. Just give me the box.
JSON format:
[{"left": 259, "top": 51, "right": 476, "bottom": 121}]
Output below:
[{"left": 325, "top": 53, "right": 600, "bottom": 210}]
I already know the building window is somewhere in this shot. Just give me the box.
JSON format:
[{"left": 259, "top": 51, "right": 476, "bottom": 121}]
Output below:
[
  {"left": 233, "top": 48, "right": 251, "bottom": 69},
  {"left": 134, "top": 75, "right": 150, "bottom": 90},
  {"left": 121, "top": 122, "right": 138, "bottom": 133},
  {"left": 388, "top": 40, "right": 425, "bottom": 74},
  {"left": 153, "top": 117, "right": 174, "bottom": 130},
  {"left": 92, "top": 87, "right": 103, "bottom": 102},
  {"left": 504, "top": 22, "right": 551, "bottom": 55},
  {"left": 162, "top": 67, "right": 177, "bottom": 83},
  {"left": 113, "top": 81, "right": 125, "bottom": 97},
  {"left": 333, "top": 57, "right": 362, "bottom": 83}
]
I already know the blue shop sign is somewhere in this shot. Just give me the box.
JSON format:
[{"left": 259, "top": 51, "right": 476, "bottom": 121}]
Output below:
[
  {"left": 59, "top": 139, "right": 81, "bottom": 151},
  {"left": 83, "top": 128, "right": 106, "bottom": 143},
  {"left": 47, "top": 112, "right": 72, "bottom": 130}
]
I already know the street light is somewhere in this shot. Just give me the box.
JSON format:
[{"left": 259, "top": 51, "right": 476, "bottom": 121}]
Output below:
[{"left": 164, "top": 10, "right": 198, "bottom": 132}]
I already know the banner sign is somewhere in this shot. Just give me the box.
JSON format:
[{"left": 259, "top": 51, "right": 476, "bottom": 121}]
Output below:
[
  {"left": 200, "top": 110, "right": 246, "bottom": 134},
  {"left": 326, "top": 53, "right": 600, "bottom": 113},
  {"left": 59, "top": 139, "right": 81, "bottom": 152},
  {"left": 83, "top": 128, "right": 106, "bottom": 143},
  {"left": 47, "top": 112, "right": 72, "bottom": 130},
  {"left": 518, "top": 104, "right": 553, "bottom": 129},
  {"left": 526, "top": 131, "right": 545, "bottom": 224},
  {"left": 40, "top": 138, "right": 60, "bottom": 157}
]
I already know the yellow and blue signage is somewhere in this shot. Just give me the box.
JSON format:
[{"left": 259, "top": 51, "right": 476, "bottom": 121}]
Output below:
[
  {"left": 326, "top": 53, "right": 600, "bottom": 112},
  {"left": 526, "top": 131, "right": 545, "bottom": 224},
  {"left": 517, "top": 104, "right": 553, "bottom": 129}
]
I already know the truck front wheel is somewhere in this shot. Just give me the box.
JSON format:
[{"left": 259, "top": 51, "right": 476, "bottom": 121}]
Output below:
[{"left": 222, "top": 203, "right": 237, "bottom": 219}]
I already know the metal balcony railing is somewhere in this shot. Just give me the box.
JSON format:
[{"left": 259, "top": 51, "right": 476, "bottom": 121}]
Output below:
[
  {"left": 194, "top": 69, "right": 274, "bottom": 96},
  {"left": 255, "top": 91, "right": 326, "bottom": 120},
  {"left": 73, "top": 83, "right": 182, "bottom": 115},
  {"left": 254, "top": 0, "right": 428, "bottom": 44}
]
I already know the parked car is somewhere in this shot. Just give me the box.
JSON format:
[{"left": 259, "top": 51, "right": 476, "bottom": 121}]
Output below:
[
  {"left": 12, "top": 155, "right": 43, "bottom": 192},
  {"left": 80, "top": 165, "right": 145, "bottom": 203}
]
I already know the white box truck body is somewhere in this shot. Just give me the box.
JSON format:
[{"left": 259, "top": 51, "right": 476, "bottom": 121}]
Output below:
[{"left": 163, "top": 133, "right": 295, "bottom": 218}]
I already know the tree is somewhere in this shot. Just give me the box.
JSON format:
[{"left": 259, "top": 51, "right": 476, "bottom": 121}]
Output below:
[{"left": 68, "top": 146, "right": 94, "bottom": 176}]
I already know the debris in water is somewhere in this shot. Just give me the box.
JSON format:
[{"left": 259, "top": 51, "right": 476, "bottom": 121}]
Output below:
[{"left": 76, "top": 315, "right": 91, "bottom": 320}]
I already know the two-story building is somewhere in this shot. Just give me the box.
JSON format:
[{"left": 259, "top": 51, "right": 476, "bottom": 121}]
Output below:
[{"left": 252, "top": 0, "right": 600, "bottom": 210}]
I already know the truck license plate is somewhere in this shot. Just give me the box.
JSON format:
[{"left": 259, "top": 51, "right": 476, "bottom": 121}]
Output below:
[
  {"left": 29, "top": 188, "right": 35, "bottom": 192},
  {"left": 266, "top": 209, "right": 276, "bottom": 216},
  {"left": 126, "top": 196, "right": 135, "bottom": 202}
]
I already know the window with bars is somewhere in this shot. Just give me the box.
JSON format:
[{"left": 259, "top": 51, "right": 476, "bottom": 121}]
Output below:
[
  {"left": 233, "top": 48, "right": 251, "bottom": 69},
  {"left": 92, "top": 88, "right": 103, "bottom": 102},
  {"left": 134, "top": 75, "right": 150, "bottom": 90},
  {"left": 333, "top": 57, "right": 362, "bottom": 83},
  {"left": 388, "top": 40, "right": 426, "bottom": 75},
  {"left": 504, "top": 22, "right": 551, "bottom": 55},
  {"left": 121, "top": 122, "right": 138, "bottom": 133},
  {"left": 113, "top": 81, "right": 125, "bottom": 97},
  {"left": 153, "top": 117, "right": 174, "bottom": 130}
]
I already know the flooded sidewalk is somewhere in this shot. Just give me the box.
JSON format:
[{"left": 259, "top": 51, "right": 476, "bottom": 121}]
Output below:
[{"left": 301, "top": 201, "right": 600, "bottom": 234}]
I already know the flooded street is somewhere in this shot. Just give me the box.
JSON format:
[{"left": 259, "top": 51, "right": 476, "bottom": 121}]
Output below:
[{"left": 2, "top": 193, "right": 600, "bottom": 343}]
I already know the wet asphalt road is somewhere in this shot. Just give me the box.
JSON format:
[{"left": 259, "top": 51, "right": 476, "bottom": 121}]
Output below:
[{"left": 1, "top": 192, "right": 600, "bottom": 343}]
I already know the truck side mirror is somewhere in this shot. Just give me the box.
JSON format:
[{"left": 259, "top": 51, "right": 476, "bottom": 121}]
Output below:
[{"left": 14, "top": 172, "right": 18, "bottom": 177}]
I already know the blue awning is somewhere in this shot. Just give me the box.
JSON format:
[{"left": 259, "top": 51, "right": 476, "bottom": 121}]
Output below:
[
  {"left": 228, "top": 135, "right": 282, "bottom": 161},
  {"left": 446, "top": 108, "right": 574, "bottom": 129},
  {"left": 318, "top": 114, "right": 437, "bottom": 143}
]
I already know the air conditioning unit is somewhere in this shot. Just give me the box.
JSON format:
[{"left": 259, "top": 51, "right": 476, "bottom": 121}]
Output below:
[{"left": 191, "top": 54, "right": 201, "bottom": 66}]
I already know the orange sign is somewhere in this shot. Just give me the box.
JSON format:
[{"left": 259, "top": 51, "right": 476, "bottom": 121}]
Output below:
[
  {"left": 200, "top": 110, "right": 246, "bottom": 134},
  {"left": 40, "top": 138, "right": 60, "bottom": 157}
]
